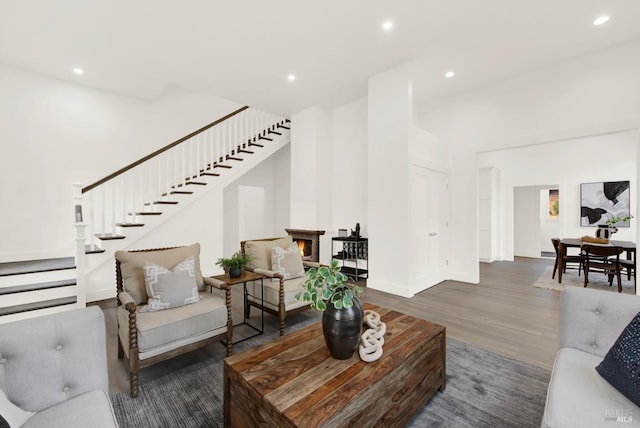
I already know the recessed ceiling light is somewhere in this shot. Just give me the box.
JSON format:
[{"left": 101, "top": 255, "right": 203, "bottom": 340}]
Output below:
[
  {"left": 382, "top": 21, "right": 393, "bottom": 31},
  {"left": 593, "top": 15, "right": 610, "bottom": 26},
  {"left": 445, "top": 71, "right": 455, "bottom": 78},
  {"left": 287, "top": 74, "right": 296, "bottom": 82},
  {"left": 72, "top": 67, "right": 84, "bottom": 75}
]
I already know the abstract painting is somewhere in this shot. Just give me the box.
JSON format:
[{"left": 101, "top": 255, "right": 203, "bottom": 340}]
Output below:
[{"left": 580, "top": 181, "right": 631, "bottom": 227}]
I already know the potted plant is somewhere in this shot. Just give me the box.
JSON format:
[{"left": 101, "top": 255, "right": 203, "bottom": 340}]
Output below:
[
  {"left": 216, "top": 251, "right": 251, "bottom": 278},
  {"left": 295, "top": 259, "right": 364, "bottom": 359}
]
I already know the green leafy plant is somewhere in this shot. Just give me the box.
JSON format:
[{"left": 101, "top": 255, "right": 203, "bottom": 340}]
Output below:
[
  {"left": 215, "top": 251, "right": 251, "bottom": 270},
  {"left": 605, "top": 214, "right": 634, "bottom": 227},
  {"left": 295, "top": 259, "right": 363, "bottom": 311}
]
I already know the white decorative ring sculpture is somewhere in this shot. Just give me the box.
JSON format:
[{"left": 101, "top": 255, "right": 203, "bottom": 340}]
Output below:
[{"left": 359, "top": 310, "right": 386, "bottom": 362}]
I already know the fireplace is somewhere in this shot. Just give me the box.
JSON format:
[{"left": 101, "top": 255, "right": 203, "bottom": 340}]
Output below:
[{"left": 285, "top": 229, "right": 325, "bottom": 263}]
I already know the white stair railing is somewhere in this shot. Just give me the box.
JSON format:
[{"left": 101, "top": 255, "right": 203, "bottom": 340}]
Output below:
[{"left": 72, "top": 106, "right": 288, "bottom": 303}]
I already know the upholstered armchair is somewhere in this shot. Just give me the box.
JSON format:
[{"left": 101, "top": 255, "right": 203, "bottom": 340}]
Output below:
[
  {"left": 115, "top": 243, "right": 231, "bottom": 398},
  {"left": 0, "top": 306, "right": 118, "bottom": 428},
  {"left": 241, "top": 236, "right": 319, "bottom": 335}
]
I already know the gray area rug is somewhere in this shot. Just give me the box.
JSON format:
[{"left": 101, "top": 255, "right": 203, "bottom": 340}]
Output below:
[
  {"left": 112, "top": 321, "right": 550, "bottom": 428},
  {"left": 533, "top": 265, "right": 635, "bottom": 294}
]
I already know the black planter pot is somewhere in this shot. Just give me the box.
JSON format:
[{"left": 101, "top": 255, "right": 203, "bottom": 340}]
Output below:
[
  {"left": 229, "top": 267, "right": 243, "bottom": 278},
  {"left": 322, "top": 297, "right": 363, "bottom": 359}
]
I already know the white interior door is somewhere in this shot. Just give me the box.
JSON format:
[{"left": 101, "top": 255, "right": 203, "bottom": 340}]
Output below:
[
  {"left": 238, "top": 185, "right": 265, "bottom": 241},
  {"left": 411, "top": 165, "right": 449, "bottom": 293},
  {"left": 514, "top": 186, "right": 542, "bottom": 258}
]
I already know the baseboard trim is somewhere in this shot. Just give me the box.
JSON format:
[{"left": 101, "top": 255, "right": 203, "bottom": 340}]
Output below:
[{"left": 366, "top": 278, "right": 413, "bottom": 298}]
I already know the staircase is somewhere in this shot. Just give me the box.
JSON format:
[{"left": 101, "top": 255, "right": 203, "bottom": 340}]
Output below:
[
  {"left": 1, "top": 106, "right": 290, "bottom": 322},
  {"left": 0, "top": 257, "right": 78, "bottom": 324}
]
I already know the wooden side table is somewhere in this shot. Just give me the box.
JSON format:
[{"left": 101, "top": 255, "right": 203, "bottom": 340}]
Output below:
[{"left": 210, "top": 270, "right": 265, "bottom": 351}]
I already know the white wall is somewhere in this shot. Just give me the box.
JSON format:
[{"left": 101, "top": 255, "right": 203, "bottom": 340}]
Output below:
[
  {"left": 290, "top": 107, "right": 328, "bottom": 231},
  {"left": 222, "top": 145, "right": 291, "bottom": 256},
  {"left": 328, "top": 98, "right": 369, "bottom": 262},
  {"left": 478, "top": 131, "right": 637, "bottom": 261},
  {"left": 479, "top": 167, "right": 500, "bottom": 262},
  {"left": 418, "top": 39, "right": 640, "bottom": 282},
  {"left": 367, "top": 64, "right": 412, "bottom": 296},
  {"left": 0, "top": 65, "right": 241, "bottom": 262},
  {"left": 289, "top": 99, "right": 370, "bottom": 265}
]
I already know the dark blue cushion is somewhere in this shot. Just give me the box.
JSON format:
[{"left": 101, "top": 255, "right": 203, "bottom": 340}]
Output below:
[{"left": 596, "top": 312, "right": 640, "bottom": 406}]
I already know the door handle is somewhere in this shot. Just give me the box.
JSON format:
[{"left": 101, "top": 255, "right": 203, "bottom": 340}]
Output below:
[{"left": 429, "top": 233, "right": 437, "bottom": 237}]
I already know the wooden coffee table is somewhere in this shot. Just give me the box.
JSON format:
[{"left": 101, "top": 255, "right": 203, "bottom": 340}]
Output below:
[{"left": 223, "top": 304, "right": 446, "bottom": 427}]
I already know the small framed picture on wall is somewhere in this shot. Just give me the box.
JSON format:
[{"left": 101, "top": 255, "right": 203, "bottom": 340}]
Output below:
[{"left": 580, "top": 180, "right": 631, "bottom": 226}]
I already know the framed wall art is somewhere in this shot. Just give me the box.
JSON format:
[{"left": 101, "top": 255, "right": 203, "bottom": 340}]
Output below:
[{"left": 580, "top": 180, "right": 631, "bottom": 227}]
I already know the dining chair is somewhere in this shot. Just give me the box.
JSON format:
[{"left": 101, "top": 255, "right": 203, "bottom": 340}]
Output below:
[
  {"left": 551, "top": 238, "right": 583, "bottom": 279},
  {"left": 581, "top": 244, "right": 624, "bottom": 292},
  {"left": 614, "top": 251, "right": 636, "bottom": 293}
]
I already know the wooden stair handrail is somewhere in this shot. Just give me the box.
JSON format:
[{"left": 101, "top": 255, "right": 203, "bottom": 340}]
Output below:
[{"left": 82, "top": 105, "right": 249, "bottom": 194}]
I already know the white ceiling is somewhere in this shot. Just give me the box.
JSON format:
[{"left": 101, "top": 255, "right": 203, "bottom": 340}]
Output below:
[{"left": 2, "top": 0, "right": 640, "bottom": 116}]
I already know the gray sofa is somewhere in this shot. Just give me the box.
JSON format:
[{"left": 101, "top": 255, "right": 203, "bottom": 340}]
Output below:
[
  {"left": 0, "top": 306, "right": 118, "bottom": 428},
  {"left": 542, "top": 286, "right": 640, "bottom": 427}
]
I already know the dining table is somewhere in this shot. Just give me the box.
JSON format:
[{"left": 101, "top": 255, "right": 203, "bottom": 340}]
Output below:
[{"left": 557, "top": 238, "right": 636, "bottom": 284}]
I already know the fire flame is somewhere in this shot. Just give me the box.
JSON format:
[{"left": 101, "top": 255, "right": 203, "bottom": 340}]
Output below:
[{"left": 297, "top": 241, "right": 305, "bottom": 256}]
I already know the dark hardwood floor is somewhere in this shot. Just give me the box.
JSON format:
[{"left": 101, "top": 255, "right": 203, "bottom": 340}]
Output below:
[{"left": 96, "top": 256, "right": 559, "bottom": 396}]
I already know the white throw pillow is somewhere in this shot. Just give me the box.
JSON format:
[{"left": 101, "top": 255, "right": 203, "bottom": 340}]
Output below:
[
  {"left": 0, "top": 389, "right": 33, "bottom": 428},
  {"left": 271, "top": 243, "right": 305, "bottom": 281},
  {"left": 141, "top": 256, "right": 200, "bottom": 312}
]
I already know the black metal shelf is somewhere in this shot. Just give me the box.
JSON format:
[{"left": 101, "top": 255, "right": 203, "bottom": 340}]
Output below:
[
  {"left": 332, "top": 237, "right": 368, "bottom": 280},
  {"left": 340, "top": 266, "right": 368, "bottom": 279}
]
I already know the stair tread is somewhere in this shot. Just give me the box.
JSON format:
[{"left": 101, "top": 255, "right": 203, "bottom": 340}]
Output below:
[
  {"left": 116, "top": 222, "right": 145, "bottom": 227},
  {"left": 185, "top": 181, "right": 207, "bottom": 185},
  {"left": 0, "top": 279, "right": 76, "bottom": 296},
  {"left": 95, "top": 233, "right": 126, "bottom": 240},
  {"left": 170, "top": 190, "right": 194, "bottom": 195},
  {"left": 0, "top": 257, "right": 75, "bottom": 277},
  {"left": 0, "top": 297, "right": 77, "bottom": 317},
  {"left": 85, "top": 245, "right": 105, "bottom": 254}
]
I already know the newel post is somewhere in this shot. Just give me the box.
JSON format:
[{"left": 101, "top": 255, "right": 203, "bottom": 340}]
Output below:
[{"left": 73, "top": 183, "right": 87, "bottom": 308}]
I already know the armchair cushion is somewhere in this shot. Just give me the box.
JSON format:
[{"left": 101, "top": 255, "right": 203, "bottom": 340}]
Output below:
[
  {"left": 247, "top": 275, "right": 309, "bottom": 312},
  {"left": 0, "top": 389, "right": 33, "bottom": 427},
  {"left": 245, "top": 236, "right": 293, "bottom": 270},
  {"left": 596, "top": 312, "right": 640, "bottom": 406},
  {"left": 116, "top": 243, "right": 204, "bottom": 305},
  {"left": 271, "top": 243, "right": 305, "bottom": 281},
  {"left": 118, "top": 292, "right": 227, "bottom": 356},
  {"left": 23, "top": 390, "right": 116, "bottom": 428},
  {"left": 141, "top": 256, "right": 200, "bottom": 312}
]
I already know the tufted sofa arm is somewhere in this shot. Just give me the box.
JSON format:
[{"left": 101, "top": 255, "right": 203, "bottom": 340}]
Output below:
[
  {"left": 559, "top": 286, "right": 640, "bottom": 358},
  {"left": 0, "top": 306, "right": 109, "bottom": 412}
]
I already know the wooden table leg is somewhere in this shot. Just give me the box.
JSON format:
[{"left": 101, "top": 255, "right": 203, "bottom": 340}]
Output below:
[{"left": 558, "top": 242, "right": 565, "bottom": 284}]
